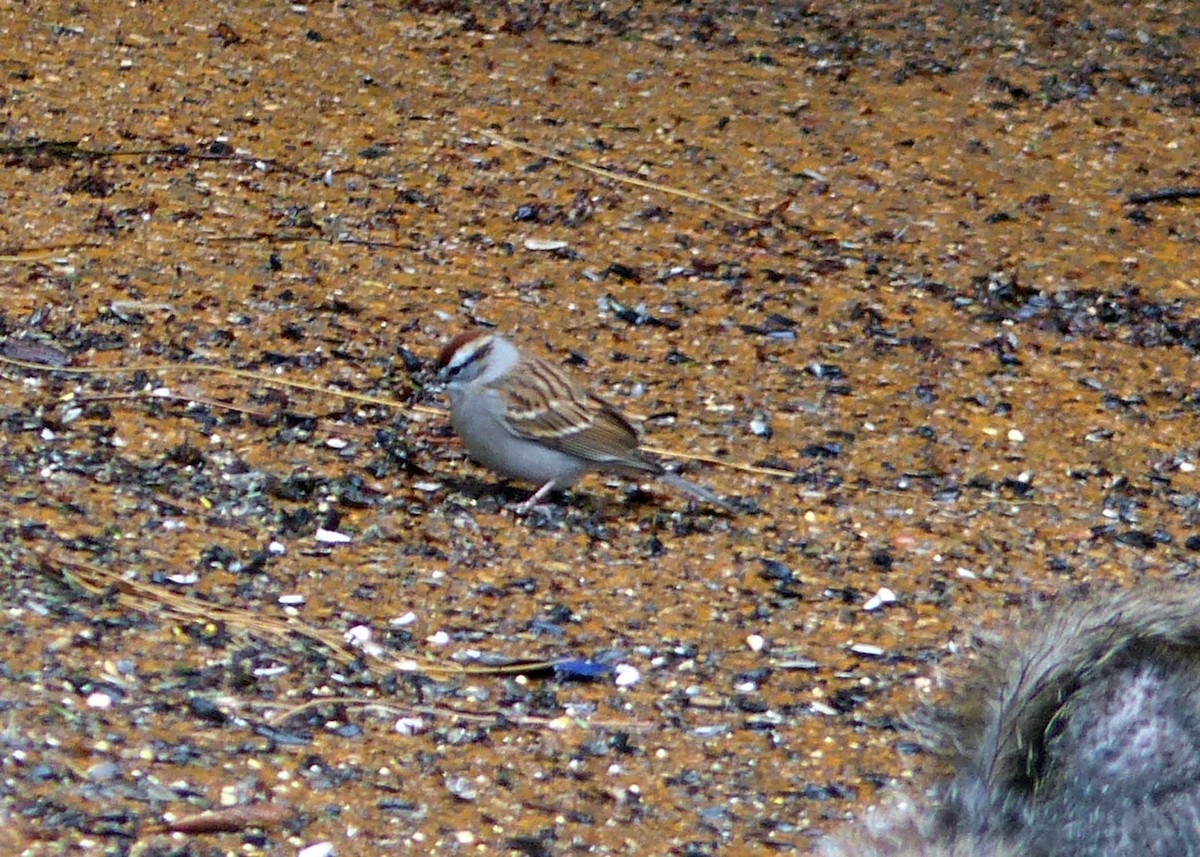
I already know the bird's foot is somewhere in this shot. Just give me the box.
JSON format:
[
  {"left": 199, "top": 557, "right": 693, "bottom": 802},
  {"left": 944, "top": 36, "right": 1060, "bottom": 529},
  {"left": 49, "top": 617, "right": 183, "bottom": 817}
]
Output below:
[{"left": 512, "top": 481, "right": 558, "bottom": 515}]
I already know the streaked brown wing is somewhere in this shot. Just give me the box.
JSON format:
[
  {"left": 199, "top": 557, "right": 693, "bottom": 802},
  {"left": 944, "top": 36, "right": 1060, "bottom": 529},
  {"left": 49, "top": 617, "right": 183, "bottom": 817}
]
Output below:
[{"left": 494, "top": 356, "right": 657, "bottom": 472}]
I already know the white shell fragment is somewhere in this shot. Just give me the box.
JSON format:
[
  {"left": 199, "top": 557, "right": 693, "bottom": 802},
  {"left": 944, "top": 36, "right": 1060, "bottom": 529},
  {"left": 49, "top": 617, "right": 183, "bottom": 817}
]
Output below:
[
  {"left": 346, "top": 625, "right": 372, "bottom": 645},
  {"left": 344, "top": 625, "right": 384, "bottom": 658},
  {"left": 394, "top": 717, "right": 426, "bottom": 736},
  {"left": 524, "top": 238, "right": 568, "bottom": 251},
  {"left": 297, "top": 843, "right": 335, "bottom": 857},
  {"left": 315, "top": 528, "right": 351, "bottom": 544},
  {"left": 863, "top": 588, "right": 897, "bottom": 611},
  {"left": 615, "top": 664, "right": 641, "bottom": 687}
]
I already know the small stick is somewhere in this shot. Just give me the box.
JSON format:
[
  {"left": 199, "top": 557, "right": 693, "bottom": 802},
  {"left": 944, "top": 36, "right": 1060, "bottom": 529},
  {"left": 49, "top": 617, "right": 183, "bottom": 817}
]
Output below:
[
  {"left": 1126, "top": 187, "right": 1200, "bottom": 205},
  {"left": 158, "top": 803, "right": 293, "bottom": 835},
  {"left": 4, "top": 356, "right": 792, "bottom": 476},
  {"left": 259, "top": 695, "right": 652, "bottom": 731},
  {"left": 481, "top": 130, "right": 765, "bottom": 222},
  {"left": 640, "top": 445, "right": 795, "bottom": 478}
]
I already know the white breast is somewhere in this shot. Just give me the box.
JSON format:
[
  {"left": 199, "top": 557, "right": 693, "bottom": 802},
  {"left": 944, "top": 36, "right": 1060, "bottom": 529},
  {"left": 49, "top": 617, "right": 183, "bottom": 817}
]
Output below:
[{"left": 448, "top": 386, "right": 587, "bottom": 489}]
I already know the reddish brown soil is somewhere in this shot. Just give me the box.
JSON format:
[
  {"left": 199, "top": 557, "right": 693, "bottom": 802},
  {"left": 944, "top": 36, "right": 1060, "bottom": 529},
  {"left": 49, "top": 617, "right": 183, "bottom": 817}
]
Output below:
[{"left": 0, "top": 2, "right": 1196, "bottom": 855}]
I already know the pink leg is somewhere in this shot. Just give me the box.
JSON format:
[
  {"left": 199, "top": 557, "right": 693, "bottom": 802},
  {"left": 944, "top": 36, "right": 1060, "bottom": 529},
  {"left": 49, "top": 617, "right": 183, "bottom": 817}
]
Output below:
[{"left": 514, "top": 480, "right": 557, "bottom": 514}]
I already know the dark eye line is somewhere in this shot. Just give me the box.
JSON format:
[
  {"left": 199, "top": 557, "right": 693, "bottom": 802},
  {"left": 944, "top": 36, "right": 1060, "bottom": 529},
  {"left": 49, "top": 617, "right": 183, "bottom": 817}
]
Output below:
[{"left": 450, "top": 342, "right": 491, "bottom": 377}]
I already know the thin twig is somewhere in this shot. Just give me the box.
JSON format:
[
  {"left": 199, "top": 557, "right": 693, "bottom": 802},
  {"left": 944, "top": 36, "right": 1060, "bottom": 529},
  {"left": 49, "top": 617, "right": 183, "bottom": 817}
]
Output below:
[
  {"left": 202, "top": 233, "right": 409, "bottom": 249},
  {"left": 253, "top": 695, "right": 653, "bottom": 731},
  {"left": 0, "top": 242, "right": 107, "bottom": 261},
  {"left": 76, "top": 390, "right": 280, "bottom": 420},
  {"left": 641, "top": 446, "right": 796, "bottom": 479},
  {"left": 40, "top": 551, "right": 359, "bottom": 661},
  {"left": 481, "top": 130, "right": 764, "bottom": 222},
  {"left": 155, "top": 803, "right": 293, "bottom": 835},
  {"left": 0, "top": 353, "right": 444, "bottom": 417},
  {"left": 1126, "top": 187, "right": 1200, "bottom": 205},
  {"left": 3, "top": 355, "right": 793, "bottom": 477}
]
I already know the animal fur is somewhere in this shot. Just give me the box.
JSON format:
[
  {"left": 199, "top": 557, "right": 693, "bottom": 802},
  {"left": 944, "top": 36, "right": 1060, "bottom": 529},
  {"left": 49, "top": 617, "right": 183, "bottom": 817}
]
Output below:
[{"left": 821, "top": 586, "right": 1200, "bottom": 856}]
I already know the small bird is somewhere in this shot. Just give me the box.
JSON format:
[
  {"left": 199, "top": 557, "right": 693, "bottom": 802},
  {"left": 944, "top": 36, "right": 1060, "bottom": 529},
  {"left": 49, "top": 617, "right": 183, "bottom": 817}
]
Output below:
[{"left": 434, "top": 330, "right": 729, "bottom": 512}]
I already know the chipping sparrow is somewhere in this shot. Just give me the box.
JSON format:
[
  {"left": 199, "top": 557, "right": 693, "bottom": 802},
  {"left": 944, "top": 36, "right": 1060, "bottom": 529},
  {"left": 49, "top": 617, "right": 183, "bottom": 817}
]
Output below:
[{"left": 434, "top": 331, "right": 729, "bottom": 511}]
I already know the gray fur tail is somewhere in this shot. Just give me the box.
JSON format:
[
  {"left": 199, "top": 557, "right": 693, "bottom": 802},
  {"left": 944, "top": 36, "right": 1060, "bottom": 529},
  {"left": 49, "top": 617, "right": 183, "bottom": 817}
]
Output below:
[{"left": 821, "top": 585, "right": 1200, "bottom": 856}]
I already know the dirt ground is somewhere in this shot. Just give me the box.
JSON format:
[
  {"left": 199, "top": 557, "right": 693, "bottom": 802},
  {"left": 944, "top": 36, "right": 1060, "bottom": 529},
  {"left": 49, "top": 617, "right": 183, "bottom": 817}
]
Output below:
[{"left": 0, "top": 1, "right": 1197, "bottom": 854}]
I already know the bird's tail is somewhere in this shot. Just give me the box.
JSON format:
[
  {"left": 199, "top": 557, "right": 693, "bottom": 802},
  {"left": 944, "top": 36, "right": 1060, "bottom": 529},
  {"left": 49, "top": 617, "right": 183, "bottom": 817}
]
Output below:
[{"left": 659, "top": 470, "right": 733, "bottom": 511}]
